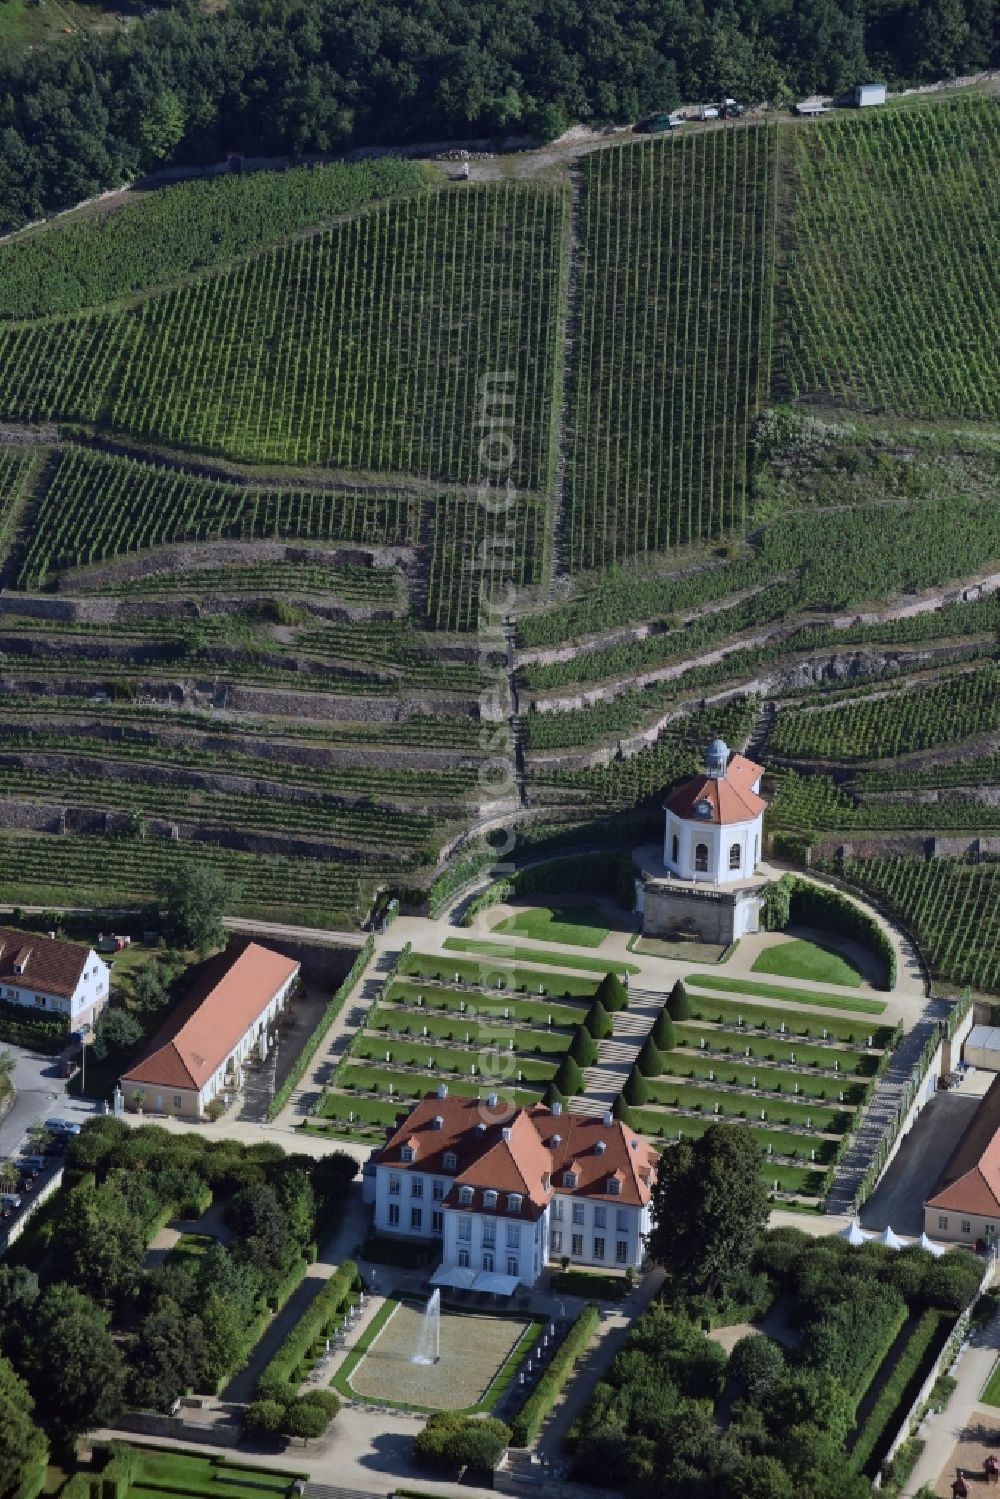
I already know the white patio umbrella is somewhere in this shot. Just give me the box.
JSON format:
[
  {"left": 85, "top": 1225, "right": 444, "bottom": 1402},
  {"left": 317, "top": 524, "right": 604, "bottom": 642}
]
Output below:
[
  {"left": 877, "top": 1224, "right": 904, "bottom": 1250},
  {"left": 918, "top": 1231, "right": 946, "bottom": 1258},
  {"left": 839, "top": 1218, "right": 869, "bottom": 1246}
]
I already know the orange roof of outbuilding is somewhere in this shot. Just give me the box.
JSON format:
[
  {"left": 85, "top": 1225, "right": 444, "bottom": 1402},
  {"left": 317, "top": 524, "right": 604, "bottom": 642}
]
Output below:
[
  {"left": 121, "top": 941, "right": 299, "bottom": 1094},
  {"left": 926, "top": 1076, "right": 1000, "bottom": 1217},
  {"left": 663, "top": 751, "right": 766, "bottom": 826}
]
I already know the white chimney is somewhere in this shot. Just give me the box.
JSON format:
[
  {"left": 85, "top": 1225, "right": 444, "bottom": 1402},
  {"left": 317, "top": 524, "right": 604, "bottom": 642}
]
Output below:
[
  {"left": 551, "top": 1101, "right": 562, "bottom": 1117},
  {"left": 502, "top": 1127, "right": 512, "bottom": 1142},
  {"left": 595, "top": 1140, "right": 607, "bottom": 1154},
  {"left": 603, "top": 1111, "right": 613, "bottom": 1126},
  {"left": 437, "top": 1082, "right": 448, "bottom": 1099},
  {"left": 432, "top": 1114, "right": 444, "bottom": 1130},
  {"left": 487, "top": 1092, "right": 498, "bottom": 1107}
]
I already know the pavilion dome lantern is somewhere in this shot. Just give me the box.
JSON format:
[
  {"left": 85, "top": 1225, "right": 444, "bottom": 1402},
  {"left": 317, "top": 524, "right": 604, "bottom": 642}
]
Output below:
[{"left": 705, "top": 738, "right": 729, "bottom": 778}]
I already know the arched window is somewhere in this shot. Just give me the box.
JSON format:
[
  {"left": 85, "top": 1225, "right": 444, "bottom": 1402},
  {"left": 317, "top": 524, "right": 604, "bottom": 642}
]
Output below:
[
  {"left": 695, "top": 843, "right": 709, "bottom": 873},
  {"left": 671, "top": 834, "right": 679, "bottom": 864},
  {"left": 729, "top": 842, "right": 741, "bottom": 870}
]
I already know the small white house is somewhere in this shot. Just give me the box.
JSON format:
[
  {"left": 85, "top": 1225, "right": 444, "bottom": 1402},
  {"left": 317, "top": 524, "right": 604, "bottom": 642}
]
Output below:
[
  {"left": 662, "top": 739, "right": 765, "bottom": 885},
  {"left": 854, "top": 83, "right": 887, "bottom": 107},
  {"left": 0, "top": 927, "right": 109, "bottom": 1031}
]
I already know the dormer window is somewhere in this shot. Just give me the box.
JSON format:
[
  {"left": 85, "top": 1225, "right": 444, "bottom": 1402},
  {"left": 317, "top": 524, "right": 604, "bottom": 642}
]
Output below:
[
  {"left": 484, "top": 1189, "right": 497, "bottom": 1209},
  {"left": 608, "top": 1177, "right": 622, "bottom": 1195},
  {"left": 507, "top": 1193, "right": 522, "bottom": 1213},
  {"left": 400, "top": 1145, "right": 415, "bottom": 1163},
  {"left": 459, "top": 1185, "right": 474, "bottom": 1205},
  {"left": 563, "top": 1171, "right": 577, "bottom": 1189},
  {"left": 694, "top": 799, "right": 713, "bottom": 817},
  {"left": 443, "top": 1151, "right": 457, "bottom": 1170}
]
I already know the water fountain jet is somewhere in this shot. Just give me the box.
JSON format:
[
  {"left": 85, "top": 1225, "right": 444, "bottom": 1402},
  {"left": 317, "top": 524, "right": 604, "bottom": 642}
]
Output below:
[{"left": 412, "top": 1287, "right": 441, "bottom": 1365}]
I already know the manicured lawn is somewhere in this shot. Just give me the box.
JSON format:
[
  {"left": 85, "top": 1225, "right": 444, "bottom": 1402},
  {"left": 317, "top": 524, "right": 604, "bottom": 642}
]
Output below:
[
  {"left": 385, "top": 978, "right": 590, "bottom": 1025},
  {"left": 674, "top": 1023, "right": 876, "bottom": 1072},
  {"left": 752, "top": 937, "right": 864, "bottom": 987},
  {"left": 351, "top": 1033, "right": 559, "bottom": 1082},
  {"left": 373, "top": 1004, "right": 570, "bottom": 1053},
  {"left": 982, "top": 1360, "right": 1000, "bottom": 1407},
  {"left": 330, "top": 1063, "right": 543, "bottom": 1107},
  {"left": 405, "top": 951, "right": 604, "bottom": 997},
  {"left": 641, "top": 1079, "right": 850, "bottom": 1132},
  {"left": 550, "top": 1269, "right": 627, "bottom": 1301},
  {"left": 685, "top": 974, "right": 887, "bottom": 1016},
  {"left": 680, "top": 993, "right": 895, "bottom": 1046},
  {"left": 442, "top": 937, "right": 638, "bottom": 975},
  {"left": 640, "top": 1116, "right": 827, "bottom": 1192},
  {"left": 489, "top": 904, "right": 611, "bottom": 948},
  {"left": 165, "top": 1231, "right": 215, "bottom": 1267},
  {"left": 657, "top": 1049, "right": 868, "bottom": 1099},
  {"left": 125, "top": 1448, "right": 304, "bottom": 1497}
]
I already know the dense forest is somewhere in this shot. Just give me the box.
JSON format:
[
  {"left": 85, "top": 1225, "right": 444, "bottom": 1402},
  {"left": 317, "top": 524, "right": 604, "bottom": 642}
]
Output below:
[{"left": 0, "top": 0, "right": 997, "bottom": 233}]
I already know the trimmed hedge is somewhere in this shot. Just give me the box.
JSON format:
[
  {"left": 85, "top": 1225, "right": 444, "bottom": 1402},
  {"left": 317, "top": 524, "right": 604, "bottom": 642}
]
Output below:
[
  {"left": 765, "top": 876, "right": 896, "bottom": 991},
  {"left": 510, "top": 1302, "right": 600, "bottom": 1446},
  {"left": 851, "top": 1309, "right": 946, "bottom": 1474},
  {"left": 461, "top": 852, "right": 633, "bottom": 928},
  {"left": 267, "top": 939, "right": 374, "bottom": 1121},
  {"left": 0, "top": 996, "right": 66, "bottom": 1054},
  {"left": 256, "top": 1260, "right": 359, "bottom": 1402}
]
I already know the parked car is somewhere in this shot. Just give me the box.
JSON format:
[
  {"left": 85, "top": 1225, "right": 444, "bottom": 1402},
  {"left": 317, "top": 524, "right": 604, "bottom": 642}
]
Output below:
[
  {"left": 699, "top": 105, "right": 720, "bottom": 120},
  {"left": 45, "top": 1117, "right": 81, "bottom": 1134},
  {"left": 0, "top": 1193, "right": 22, "bottom": 1214},
  {"left": 14, "top": 1156, "right": 45, "bottom": 1177},
  {"left": 58, "top": 1058, "right": 79, "bottom": 1080}
]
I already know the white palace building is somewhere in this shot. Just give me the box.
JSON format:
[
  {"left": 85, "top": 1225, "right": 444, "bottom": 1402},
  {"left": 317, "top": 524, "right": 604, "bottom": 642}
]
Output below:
[
  {"left": 634, "top": 737, "right": 771, "bottom": 945},
  {"left": 364, "top": 1089, "right": 657, "bottom": 1292}
]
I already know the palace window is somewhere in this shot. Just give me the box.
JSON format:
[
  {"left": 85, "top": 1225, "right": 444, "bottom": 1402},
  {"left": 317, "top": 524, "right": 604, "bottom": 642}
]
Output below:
[
  {"left": 938, "top": 1216, "right": 949, "bottom": 1230},
  {"left": 563, "top": 1170, "right": 577, "bottom": 1188},
  {"left": 443, "top": 1151, "right": 457, "bottom": 1170},
  {"left": 388, "top": 1204, "right": 399, "bottom": 1226},
  {"left": 695, "top": 843, "right": 709, "bottom": 873},
  {"left": 507, "top": 1193, "right": 522, "bottom": 1213},
  {"left": 729, "top": 842, "right": 741, "bottom": 870},
  {"left": 388, "top": 1175, "right": 401, "bottom": 1196},
  {"left": 458, "top": 1248, "right": 470, "bottom": 1268},
  {"left": 458, "top": 1218, "right": 471, "bottom": 1241},
  {"left": 400, "top": 1145, "right": 414, "bottom": 1162},
  {"left": 431, "top": 1211, "right": 443, "bottom": 1234},
  {"left": 616, "top": 1240, "right": 629, "bottom": 1264},
  {"left": 507, "top": 1256, "right": 519, "bottom": 1278},
  {"left": 506, "top": 1223, "right": 520, "bottom": 1249},
  {"left": 411, "top": 1178, "right": 423, "bottom": 1198},
  {"left": 410, "top": 1207, "right": 422, "bottom": 1230},
  {"left": 593, "top": 1207, "right": 606, "bottom": 1230},
  {"left": 572, "top": 1202, "right": 585, "bottom": 1225},
  {"left": 432, "top": 1179, "right": 445, "bottom": 1201},
  {"left": 459, "top": 1186, "right": 474, "bottom": 1206},
  {"left": 962, "top": 1219, "right": 972, "bottom": 1235},
  {"left": 552, "top": 1198, "right": 563, "bottom": 1220},
  {"left": 607, "top": 1177, "right": 622, "bottom": 1196},
  {"left": 551, "top": 1230, "right": 562, "bottom": 1253},
  {"left": 593, "top": 1237, "right": 605, "bottom": 1260},
  {"left": 616, "top": 1209, "right": 627, "bottom": 1232},
  {"left": 571, "top": 1234, "right": 583, "bottom": 1257},
  {"left": 484, "top": 1189, "right": 497, "bottom": 1209},
  {"left": 483, "top": 1223, "right": 496, "bottom": 1247}
]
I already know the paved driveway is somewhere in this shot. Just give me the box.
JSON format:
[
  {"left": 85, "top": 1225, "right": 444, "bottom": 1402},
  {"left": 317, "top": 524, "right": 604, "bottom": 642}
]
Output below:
[
  {"left": 0, "top": 1041, "right": 98, "bottom": 1160},
  {"left": 861, "top": 1090, "right": 980, "bottom": 1236}
]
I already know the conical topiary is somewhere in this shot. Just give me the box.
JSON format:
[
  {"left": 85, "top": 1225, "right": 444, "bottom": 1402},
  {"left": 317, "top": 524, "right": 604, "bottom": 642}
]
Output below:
[
  {"left": 596, "top": 972, "right": 628, "bottom": 1013},
  {"left": 623, "top": 1066, "right": 649, "bottom": 1107},
  {"left": 652, "top": 1008, "right": 676, "bottom": 1051},
  {"left": 586, "top": 999, "right": 613, "bottom": 1040},
  {"left": 667, "top": 980, "right": 691, "bottom": 1021},
  {"left": 636, "top": 1035, "right": 663, "bottom": 1077},
  {"left": 544, "top": 1080, "right": 566, "bottom": 1110},
  {"left": 554, "top": 1054, "right": 585, "bottom": 1096},
  {"left": 570, "top": 1024, "right": 598, "bottom": 1068},
  {"left": 612, "top": 1094, "right": 635, "bottom": 1127}
]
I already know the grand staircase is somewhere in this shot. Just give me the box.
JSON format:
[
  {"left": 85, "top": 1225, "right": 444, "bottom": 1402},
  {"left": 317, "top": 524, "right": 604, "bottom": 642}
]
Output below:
[{"left": 567, "top": 985, "right": 664, "bottom": 1115}]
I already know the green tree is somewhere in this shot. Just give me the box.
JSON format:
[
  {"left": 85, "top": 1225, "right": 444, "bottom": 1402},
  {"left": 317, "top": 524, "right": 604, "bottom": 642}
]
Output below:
[
  {"left": 729, "top": 1333, "right": 787, "bottom": 1405},
  {"left": 586, "top": 999, "right": 613, "bottom": 1040},
  {"left": 761, "top": 877, "right": 792, "bottom": 932},
  {"left": 554, "top": 1054, "right": 585, "bottom": 1096},
  {"left": 133, "top": 965, "right": 169, "bottom": 1011},
  {"left": 667, "top": 980, "right": 691, "bottom": 1020},
  {"left": 23, "top": 1283, "right": 125, "bottom": 1447},
  {"left": 140, "top": 90, "right": 186, "bottom": 164},
  {"left": 570, "top": 1024, "right": 598, "bottom": 1068},
  {"left": 245, "top": 1398, "right": 284, "bottom": 1433},
  {"left": 647, "top": 1124, "right": 768, "bottom": 1302},
  {"left": 0, "top": 1354, "right": 48, "bottom": 1497},
  {"left": 54, "top": 1180, "right": 146, "bottom": 1310},
  {"left": 130, "top": 1296, "right": 209, "bottom": 1411},
  {"left": 91, "top": 1007, "right": 143, "bottom": 1062},
  {"left": 635, "top": 1035, "right": 662, "bottom": 1076},
  {"left": 623, "top": 1066, "right": 649, "bottom": 1106},
  {"left": 651, "top": 1008, "right": 676, "bottom": 1050},
  {"left": 595, "top": 973, "right": 628, "bottom": 1013},
  {"left": 160, "top": 863, "right": 233, "bottom": 951},
  {"left": 280, "top": 1397, "right": 329, "bottom": 1442}
]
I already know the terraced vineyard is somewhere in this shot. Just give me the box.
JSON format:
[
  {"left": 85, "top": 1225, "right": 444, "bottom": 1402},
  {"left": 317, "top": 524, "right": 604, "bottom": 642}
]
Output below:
[
  {"left": 839, "top": 857, "right": 1000, "bottom": 994},
  {"left": 783, "top": 97, "right": 1000, "bottom": 417},
  {"left": 565, "top": 124, "right": 778, "bottom": 567},
  {"left": 0, "top": 94, "right": 997, "bottom": 947}
]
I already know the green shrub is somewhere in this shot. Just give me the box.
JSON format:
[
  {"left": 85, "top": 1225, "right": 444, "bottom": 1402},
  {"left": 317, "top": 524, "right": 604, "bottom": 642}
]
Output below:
[
  {"left": 554, "top": 1055, "right": 585, "bottom": 1096},
  {"left": 596, "top": 973, "right": 628, "bottom": 1013},
  {"left": 636, "top": 1035, "right": 662, "bottom": 1076},
  {"left": 415, "top": 1412, "right": 511, "bottom": 1472},
  {"left": 850, "top": 1310, "right": 945, "bottom": 1474},
  {"left": 570, "top": 1025, "right": 598, "bottom": 1068},
  {"left": 586, "top": 999, "right": 613, "bottom": 1040},
  {"left": 667, "top": 980, "right": 691, "bottom": 1020},
  {"left": 651, "top": 1008, "right": 676, "bottom": 1050},
  {"left": 623, "top": 1066, "right": 648, "bottom": 1106},
  {"left": 510, "top": 1304, "right": 599, "bottom": 1446},
  {"left": 256, "top": 1260, "right": 358, "bottom": 1401}
]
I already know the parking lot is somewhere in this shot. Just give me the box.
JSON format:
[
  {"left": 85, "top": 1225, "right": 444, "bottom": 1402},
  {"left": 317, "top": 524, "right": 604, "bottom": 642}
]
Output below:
[{"left": 861, "top": 1087, "right": 982, "bottom": 1236}]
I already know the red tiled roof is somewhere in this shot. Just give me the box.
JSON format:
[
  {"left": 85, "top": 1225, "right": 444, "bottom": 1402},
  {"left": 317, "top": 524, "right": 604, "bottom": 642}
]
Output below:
[
  {"left": 121, "top": 941, "right": 299, "bottom": 1094},
  {"left": 0, "top": 927, "right": 94, "bottom": 999},
  {"left": 926, "top": 1076, "right": 1000, "bottom": 1217},
  {"left": 663, "top": 751, "right": 766, "bottom": 826},
  {"left": 378, "top": 1092, "right": 656, "bottom": 1212}
]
